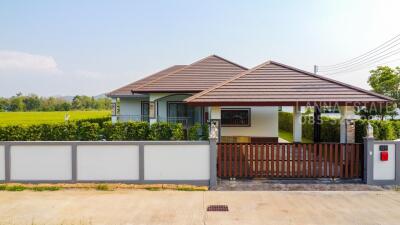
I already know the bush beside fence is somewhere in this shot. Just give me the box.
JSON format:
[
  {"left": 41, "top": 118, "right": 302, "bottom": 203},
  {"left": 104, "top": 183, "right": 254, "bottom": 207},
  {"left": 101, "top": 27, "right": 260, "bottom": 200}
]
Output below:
[
  {"left": 0, "top": 121, "right": 191, "bottom": 141},
  {"left": 279, "top": 112, "right": 400, "bottom": 143}
]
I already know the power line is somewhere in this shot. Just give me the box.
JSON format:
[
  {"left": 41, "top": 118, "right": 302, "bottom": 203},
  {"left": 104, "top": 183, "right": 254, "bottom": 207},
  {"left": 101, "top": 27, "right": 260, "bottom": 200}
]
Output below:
[
  {"left": 319, "top": 41, "right": 400, "bottom": 72},
  {"left": 325, "top": 57, "right": 400, "bottom": 75},
  {"left": 319, "top": 33, "right": 400, "bottom": 70},
  {"left": 320, "top": 47, "right": 400, "bottom": 73}
]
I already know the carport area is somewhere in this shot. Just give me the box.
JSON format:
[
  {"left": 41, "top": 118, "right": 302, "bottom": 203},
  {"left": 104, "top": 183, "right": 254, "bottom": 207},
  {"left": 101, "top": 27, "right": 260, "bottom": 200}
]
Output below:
[{"left": 1, "top": 189, "right": 400, "bottom": 225}]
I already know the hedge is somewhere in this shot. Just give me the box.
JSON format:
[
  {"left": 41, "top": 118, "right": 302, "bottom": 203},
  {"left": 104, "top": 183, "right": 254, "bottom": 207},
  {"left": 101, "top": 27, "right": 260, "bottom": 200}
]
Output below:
[
  {"left": 0, "top": 121, "right": 186, "bottom": 141},
  {"left": 280, "top": 112, "right": 400, "bottom": 143}
]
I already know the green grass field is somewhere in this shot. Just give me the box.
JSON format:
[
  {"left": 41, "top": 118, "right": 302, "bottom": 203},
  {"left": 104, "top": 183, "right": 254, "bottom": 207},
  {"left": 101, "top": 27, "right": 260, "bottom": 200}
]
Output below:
[{"left": 0, "top": 111, "right": 111, "bottom": 126}]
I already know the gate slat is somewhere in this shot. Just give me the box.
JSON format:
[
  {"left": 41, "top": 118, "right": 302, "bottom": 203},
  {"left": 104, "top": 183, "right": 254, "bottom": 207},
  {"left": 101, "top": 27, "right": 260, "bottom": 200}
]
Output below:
[
  {"left": 277, "top": 144, "right": 281, "bottom": 177},
  {"left": 318, "top": 144, "right": 322, "bottom": 177},
  {"left": 223, "top": 144, "right": 227, "bottom": 178},
  {"left": 234, "top": 144, "right": 238, "bottom": 177},
  {"left": 350, "top": 144, "right": 354, "bottom": 178},
  {"left": 250, "top": 144, "right": 254, "bottom": 177},
  {"left": 261, "top": 144, "right": 265, "bottom": 176},
  {"left": 344, "top": 144, "right": 349, "bottom": 178},
  {"left": 307, "top": 144, "right": 312, "bottom": 177},
  {"left": 313, "top": 144, "right": 317, "bottom": 177},
  {"left": 286, "top": 144, "right": 291, "bottom": 177},
  {"left": 266, "top": 144, "right": 270, "bottom": 177},
  {"left": 244, "top": 144, "right": 249, "bottom": 177},
  {"left": 218, "top": 144, "right": 221, "bottom": 177},
  {"left": 302, "top": 144, "right": 306, "bottom": 177},
  {"left": 239, "top": 144, "right": 242, "bottom": 177},
  {"left": 329, "top": 144, "right": 333, "bottom": 177},
  {"left": 322, "top": 144, "right": 328, "bottom": 177},
  {"left": 281, "top": 144, "right": 286, "bottom": 177},
  {"left": 295, "top": 144, "right": 299, "bottom": 177},
  {"left": 355, "top": 144, "right": 360, "bottom": 178},
  {"left": 334, "top": 144, "right": 338, "bottom": 178},
  {"left": 291, "top": 144, "right": 295, "bottom": 177},
  {"left": 271, "top": 144, "right": 275, "bottom": 177},
  {"left": 230, "top": 144, "right": 233, "bottom": 178},
  {"left": 255, "top": 144, "right": 259, "bottom": 177}
]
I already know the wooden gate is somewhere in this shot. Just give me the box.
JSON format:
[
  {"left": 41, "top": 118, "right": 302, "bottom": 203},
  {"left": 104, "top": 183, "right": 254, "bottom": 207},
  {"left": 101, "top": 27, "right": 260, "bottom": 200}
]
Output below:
[{"left": 217, "top": 143, "right": 363, "bottom": 179}]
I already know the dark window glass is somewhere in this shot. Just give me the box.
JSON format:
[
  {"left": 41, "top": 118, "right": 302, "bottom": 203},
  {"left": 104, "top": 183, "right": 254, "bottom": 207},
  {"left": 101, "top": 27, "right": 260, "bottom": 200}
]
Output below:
[
  {"left": 141, "top": 101, "right": 149, "bottom": 121},
  {"left": 168, "top": 102, "right": 188, "bottom": 118},
  {"left": 221, "top": 109, "right": 250, "bottom": 126}
]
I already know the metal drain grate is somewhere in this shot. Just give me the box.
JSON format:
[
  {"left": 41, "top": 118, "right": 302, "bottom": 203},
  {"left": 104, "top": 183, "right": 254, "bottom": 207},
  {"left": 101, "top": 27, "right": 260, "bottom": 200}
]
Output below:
[{"left": 207, "top": 205, "right": 229, "bottom": 212}]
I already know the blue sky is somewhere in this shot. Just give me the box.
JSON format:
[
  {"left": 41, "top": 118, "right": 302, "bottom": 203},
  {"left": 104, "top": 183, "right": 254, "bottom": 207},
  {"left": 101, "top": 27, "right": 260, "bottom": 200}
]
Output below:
[{"left": 0, "top": 0, "right": 400, "bottom": 97}]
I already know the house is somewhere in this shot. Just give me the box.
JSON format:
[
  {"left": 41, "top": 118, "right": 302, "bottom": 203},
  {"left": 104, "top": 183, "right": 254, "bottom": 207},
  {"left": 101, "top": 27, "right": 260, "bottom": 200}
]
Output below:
[{"left": 107, "top": 55, "right": 392, "bottom": 143}]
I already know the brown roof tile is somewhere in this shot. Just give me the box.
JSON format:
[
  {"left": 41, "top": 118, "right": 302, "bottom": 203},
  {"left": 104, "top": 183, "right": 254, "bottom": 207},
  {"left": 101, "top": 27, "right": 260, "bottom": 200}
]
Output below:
[
  {"left": 107, "top": 65, "right": 185, "bottom": 97},
  {"left": 131, "top": 55, "right": 247, "bottom": 93},
  {"left": 185, "top": 60, "right": 393, "bottom": 105}
]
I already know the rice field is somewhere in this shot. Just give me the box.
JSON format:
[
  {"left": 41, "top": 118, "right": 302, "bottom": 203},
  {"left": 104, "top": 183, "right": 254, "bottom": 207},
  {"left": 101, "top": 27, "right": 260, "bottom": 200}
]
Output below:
[{"left": 0, "top": 111, "right": 111, "bottom": 126}]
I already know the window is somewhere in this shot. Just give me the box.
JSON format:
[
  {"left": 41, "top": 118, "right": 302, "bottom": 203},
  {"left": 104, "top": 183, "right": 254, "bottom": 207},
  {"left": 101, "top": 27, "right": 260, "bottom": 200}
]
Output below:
[
  {"left": 221, "top": 108, "right": 251, "bottom": 127},
  {"left": 167, "top": 102, "right": 188, "bottom": 118},
  {"left": 141, "top": 101, "right": 150, "bottom": 121}
]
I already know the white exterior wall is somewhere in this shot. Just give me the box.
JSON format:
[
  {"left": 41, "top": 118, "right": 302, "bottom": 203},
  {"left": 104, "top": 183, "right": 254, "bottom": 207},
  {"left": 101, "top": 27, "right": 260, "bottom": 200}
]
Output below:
[
  {"left": 221, "top": 106, "right": 279, "bottom": 137},
  {"left": 119, "top": 98, "right": 146, "bottom": 116},
  {"left": 144, "top": 144, "right": 210, "bottom": 180},
  {"left": 77, "top": 145, "right": 139, "bottom": 181},
  {"left": 373, "top": 143, "right": 396, "bottom": 180},
  {"left": 10, "top": 145, "right": 72, "bottom": 180},
  {"left": 0, "top": 145, "right": 4, "bottom": 180}
]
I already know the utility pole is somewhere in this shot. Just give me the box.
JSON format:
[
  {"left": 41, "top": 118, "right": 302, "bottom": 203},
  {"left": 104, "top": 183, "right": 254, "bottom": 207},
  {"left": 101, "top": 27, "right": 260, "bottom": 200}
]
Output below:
[{"left": 313, "top": 64, "right": 321, "bottom": 143}]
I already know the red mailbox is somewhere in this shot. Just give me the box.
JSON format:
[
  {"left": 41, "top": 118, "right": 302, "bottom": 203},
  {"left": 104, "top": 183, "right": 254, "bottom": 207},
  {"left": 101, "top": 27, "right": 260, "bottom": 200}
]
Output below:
[{"left": 380, "top": 151, "right": 389, "bottom": 161}]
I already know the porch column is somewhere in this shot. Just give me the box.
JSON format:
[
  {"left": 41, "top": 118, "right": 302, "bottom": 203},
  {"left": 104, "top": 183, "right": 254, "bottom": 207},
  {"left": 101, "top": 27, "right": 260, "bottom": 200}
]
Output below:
[
  {"left": 210, "top": 106, "right": 221, "bottom": 142},
  {"left": 340, "top": 106, "right": 355, "bottom": 143},
  {"left": 293, "top": 106, "right": 302, "bottom": 143},
  {"left": 111, "top": 98, "right": 118, "bottom": 124}
]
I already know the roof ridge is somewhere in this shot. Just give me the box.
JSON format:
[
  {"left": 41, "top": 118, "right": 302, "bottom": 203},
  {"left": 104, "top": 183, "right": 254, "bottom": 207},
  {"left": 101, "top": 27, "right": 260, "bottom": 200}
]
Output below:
[
  {"left": 133, "top": 55, "right": 247, "bottom": 92},
  {"left": 185, "top": 60, "right": 271, "bottom": 102},
  {"left": 267, "top": 60, "right": 394, "bottom": 101},
  {"left": 211, "top": 54, "right": 248, "bottom": 70}
]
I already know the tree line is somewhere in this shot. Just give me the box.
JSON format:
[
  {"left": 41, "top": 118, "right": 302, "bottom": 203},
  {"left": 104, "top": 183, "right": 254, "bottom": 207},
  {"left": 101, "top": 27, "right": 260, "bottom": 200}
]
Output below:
[{"left": 0, "top": 93, "right": 112, "bottom": 112}]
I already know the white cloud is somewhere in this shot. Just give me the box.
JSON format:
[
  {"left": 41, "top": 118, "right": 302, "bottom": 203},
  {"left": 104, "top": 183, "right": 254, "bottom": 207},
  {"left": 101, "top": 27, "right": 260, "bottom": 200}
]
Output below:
[{"left": 0, "top": 50, "right": 59, "bottom": 73}]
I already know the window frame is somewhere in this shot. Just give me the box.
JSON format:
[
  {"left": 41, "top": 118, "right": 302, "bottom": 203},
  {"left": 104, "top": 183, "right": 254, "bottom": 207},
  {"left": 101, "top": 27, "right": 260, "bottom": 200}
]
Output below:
[
  {"left": 141, "top": 101, "right": 150, "bottom": 121},
  {"left": 221, "top": 108, "right": 251, "bottom": 127}
]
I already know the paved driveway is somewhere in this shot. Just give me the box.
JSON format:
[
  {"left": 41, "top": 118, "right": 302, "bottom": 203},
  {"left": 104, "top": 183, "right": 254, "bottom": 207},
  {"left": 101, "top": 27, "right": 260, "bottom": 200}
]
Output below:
[{"left": 0, "top": 190, "right": 400, "bottom": 225}]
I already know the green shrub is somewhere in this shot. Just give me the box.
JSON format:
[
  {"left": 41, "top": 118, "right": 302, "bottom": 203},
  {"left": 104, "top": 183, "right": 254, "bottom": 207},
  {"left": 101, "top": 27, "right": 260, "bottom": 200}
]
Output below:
[
  {"left": 5, "top": 185, "right": 26, "bottom": 191},
  {"left": 125, "top": 121, "right": 150, "bottom": 140},
  {"left": 77, "top": 122, "right": 100, "bottom": 141},
  {"left": 148, "top": 122, "right": 173, "bottom": 140},
  {"left": 171, "top": 123, "right": 184, "bottom": 140},
  {"left": 95, "top": 184, "right": 110, "bottom": 191},
  {"left": 31, "top": 186, "right": 61, "bottom": 191},
  {"left": 102, "top": 121, "right": 125, "bottom": 140},
  {"left": 188, "top": 123, "right": 202, "bottom": 140},
  {"left": 279, "top": 112, "right": 293, "bottom": 132},
  {"left": 76, "top": 116, "right": 110, "bottom": 128},
  {"left": 201, "top": 123, "right": 209, "bottom": 140}
]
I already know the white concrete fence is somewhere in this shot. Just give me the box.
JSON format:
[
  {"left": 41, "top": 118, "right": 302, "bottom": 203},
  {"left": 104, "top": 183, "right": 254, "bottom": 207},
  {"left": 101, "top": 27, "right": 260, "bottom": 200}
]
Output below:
[{"left": 0, "top": 141, "right": 217, "bottom": 187}]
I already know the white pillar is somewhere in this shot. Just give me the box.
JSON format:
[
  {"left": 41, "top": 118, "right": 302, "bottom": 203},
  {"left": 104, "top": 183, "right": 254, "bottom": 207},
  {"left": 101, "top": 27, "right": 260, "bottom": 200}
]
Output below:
[
  {"left": 210, "top": 106, "right": 221, "bottom": 141},
  {"left": 111, "top": 98, "right": 117, "bottom": 124},
  {"left": 293, "top": 106, "right": 302, "bottom": 143},
  {"left": 149, "top": 101, "right": 157, "bottom": 125},
  {"left": 340, "top": 106, "right": 355, "bottom": 143}
]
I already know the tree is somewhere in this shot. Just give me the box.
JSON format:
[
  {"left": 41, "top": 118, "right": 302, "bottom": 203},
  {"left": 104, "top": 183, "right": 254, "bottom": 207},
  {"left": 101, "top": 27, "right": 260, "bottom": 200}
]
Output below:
[
  {"left": 23, "top": 94, "right": 41, "bottom": 111},
  {"left": 368, "top": 66, "right": 400, "bottom": 119}
]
